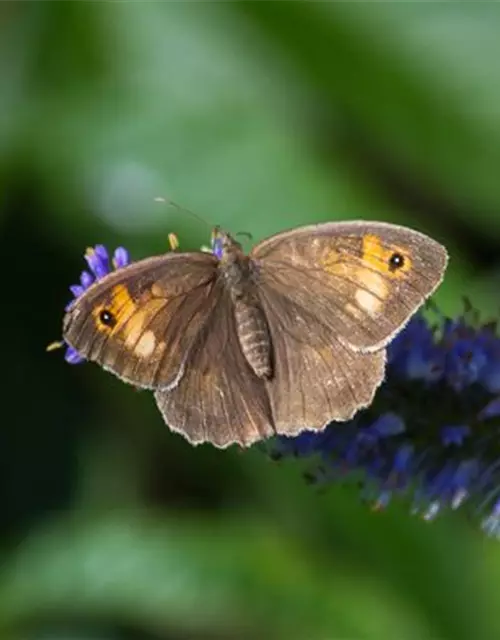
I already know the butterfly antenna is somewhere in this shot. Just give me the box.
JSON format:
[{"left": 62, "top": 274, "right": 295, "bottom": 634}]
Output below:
[
  {"left": 154, "top": 196, "right": 213, "bottom": 231},
  {"left": 235, "top": 231, "right": 253, "bottom": 241}
]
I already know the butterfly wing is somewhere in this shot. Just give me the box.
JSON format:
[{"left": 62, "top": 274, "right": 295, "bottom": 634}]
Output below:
[
  {"left": 63, "top": 252, "right": 219, "bottom": 389},
  {"left": 251, "top": 221, "right": 447, "bottom": 352},
  {"left": 256, "top": 287, "right": 386, "bottom": 433},
  {"left": 154, "top": 283, "right": 274, "bottom": 448}
]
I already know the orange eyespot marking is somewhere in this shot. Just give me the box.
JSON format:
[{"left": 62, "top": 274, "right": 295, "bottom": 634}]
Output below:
[
  {"left": 361, "top": 234, "right": 412, "bottom": 278},
  {"left": 92, "top": 284, "right": 137, "bottom": 334},
  {"left": 120, "top": 298, "right": 166, "bottom": 352},
  {"left": 111, "top": 284, "right": 136, "bottom": 312},
  {"left": 122, "top": 310, "right": 148, "bottom": 347}
]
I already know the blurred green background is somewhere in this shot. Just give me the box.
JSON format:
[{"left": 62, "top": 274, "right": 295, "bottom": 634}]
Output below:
[{"left": 2, "top": 2, "right": 500, "bottom": 639}]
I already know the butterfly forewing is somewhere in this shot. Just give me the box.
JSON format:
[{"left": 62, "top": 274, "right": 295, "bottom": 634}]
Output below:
[
  {"left": 63, "top": 252, "right": 219, "bottom": 389},
  {"left": 251, "top": 221, "right": 448, "bottom": 352}
]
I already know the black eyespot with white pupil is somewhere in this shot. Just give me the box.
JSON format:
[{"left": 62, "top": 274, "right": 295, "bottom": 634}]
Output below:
[
  {"left": 388, "top": 252, "right": 405, "bottom": 272},
  {"left": 99, "top": 309, "right": 116, "bottom": 327}
]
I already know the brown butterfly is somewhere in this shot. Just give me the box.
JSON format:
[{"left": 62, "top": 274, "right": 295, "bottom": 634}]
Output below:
[{"left": 62, "top": 221, "right": 448, "bottom": 448}]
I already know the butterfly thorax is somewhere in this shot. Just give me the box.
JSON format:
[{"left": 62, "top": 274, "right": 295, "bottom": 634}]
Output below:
[{"left": 217, "top": 231, "right": 272, "bottom": 380}]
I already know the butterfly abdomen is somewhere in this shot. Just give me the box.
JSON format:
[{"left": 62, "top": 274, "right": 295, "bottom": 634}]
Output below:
[
  {"left": 218, "top": 242, "right": 272, "bottom": 379},
  {"left": 234, "top": 300, "right": 272, "bottom": 379}
]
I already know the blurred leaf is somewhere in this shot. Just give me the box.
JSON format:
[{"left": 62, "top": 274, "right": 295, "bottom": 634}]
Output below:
[
  {"left": 12, "top": 1, "right": 470, "bottom": 311},
  {"left": 239, "top": 2, "right": 500, "bottom": 236},
  {"left": 245, "top": 453, "right": 500, "bottom": 640},
  {"left": 13, "top": 3, "right": 437, "bottom": 246},
  {"left": 0, "top": 511, "right": 435, "bottom": 640}
]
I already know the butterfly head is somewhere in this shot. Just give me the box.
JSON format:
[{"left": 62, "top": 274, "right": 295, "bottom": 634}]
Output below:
[{"left": 211, "top": 227, "right": 241, "bottom": 261}]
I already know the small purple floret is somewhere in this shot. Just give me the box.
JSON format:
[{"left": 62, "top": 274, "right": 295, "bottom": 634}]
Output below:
[
  {"left": 440, "top": 425, "right": 470, "bottom": 447},
  {"left": 64, "top": 346, "right": 85, "bottom": 365},
  {"left": 80, "top": 271, "right": 94, "bottom": 289},
  {"left": 70, "top": 285, "right": 85, "bottom": 298},
  {"left": 211, "top": 237, "right": 224, "bottom": 260},
  {"left": 369, "top": 413, "right": 405, "bottom": 438},
  {"left": 113, "top": 247, "right": 130, "bottom": 269},
  {"left": 478, "top": 397, "right": 500, "bottom": 420},
  {"left": 85, "top": 245, "right": 110, "bottom": 279}
]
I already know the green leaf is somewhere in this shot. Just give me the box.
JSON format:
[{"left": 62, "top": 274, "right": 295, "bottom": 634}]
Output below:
[
  {"left": 238, "top": 2, "right": 500, "bottom": 237},
  {"left": 0, "top": 511, "right": 435, "bottom": 640}
]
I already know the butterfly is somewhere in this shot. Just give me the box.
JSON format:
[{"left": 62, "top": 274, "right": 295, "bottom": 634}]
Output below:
[{"left": 62, "top": 221, "right": 448, "bottom": 448}]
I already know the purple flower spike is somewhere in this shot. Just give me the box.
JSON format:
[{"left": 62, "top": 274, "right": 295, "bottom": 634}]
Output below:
[{"left": 267, "top": 299, "right": 500, "bottom": 539}]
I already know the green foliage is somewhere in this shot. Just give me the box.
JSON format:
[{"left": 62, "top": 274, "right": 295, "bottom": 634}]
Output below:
[{"left": 2, "top": 3, "right": 500, "bottom": 639}]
